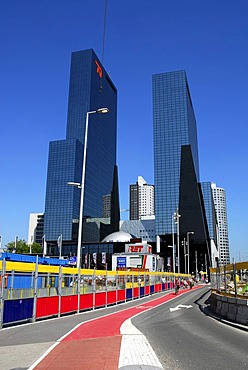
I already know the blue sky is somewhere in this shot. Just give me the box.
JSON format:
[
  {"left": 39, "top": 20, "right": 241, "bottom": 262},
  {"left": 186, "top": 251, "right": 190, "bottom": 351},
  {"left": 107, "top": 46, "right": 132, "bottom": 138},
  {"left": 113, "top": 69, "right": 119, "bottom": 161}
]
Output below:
[{"left": 0, "top": 1, "right": 247, "bottom": 261}]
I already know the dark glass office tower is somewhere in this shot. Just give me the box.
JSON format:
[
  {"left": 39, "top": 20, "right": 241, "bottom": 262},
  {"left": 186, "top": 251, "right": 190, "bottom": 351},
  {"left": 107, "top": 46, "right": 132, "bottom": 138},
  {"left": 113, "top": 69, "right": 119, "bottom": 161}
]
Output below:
[
  {"left": 153, "top": 70, "right": 199, "bottom": 236},
  {"left": 153, "top": 70, "right": 211, "bottom": 273},
  {"left": 200, "top": 182, "right": 218, "bottom": 243},
  {"left": 44, "top": 49, "right": 117, "bottom": 244}
]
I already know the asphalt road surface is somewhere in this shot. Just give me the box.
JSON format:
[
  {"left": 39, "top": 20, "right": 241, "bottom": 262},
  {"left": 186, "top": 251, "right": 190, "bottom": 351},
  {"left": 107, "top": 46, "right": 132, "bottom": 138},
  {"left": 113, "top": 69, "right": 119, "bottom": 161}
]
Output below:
[
  {"left": 0, "top": 287, "right": 247, "bottom": 370},
  {"left": 132, "top": 287, "right": 248, "bottom": 370}
]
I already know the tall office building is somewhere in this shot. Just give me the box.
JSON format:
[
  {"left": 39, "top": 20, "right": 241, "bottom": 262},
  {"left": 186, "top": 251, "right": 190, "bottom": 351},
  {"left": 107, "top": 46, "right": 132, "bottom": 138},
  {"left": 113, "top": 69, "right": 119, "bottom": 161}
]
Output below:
[
  {"left": 28, "top": 213, "right": 44, "bottom": 245},
  {"left": 44, "top": 49, "right": 118, "bottom": 246},
  {"left": 152, "top": 70, "right": 211, "bottom": 273},
  {"left": 200, "top": 182, "right": 219, "bottom": 265},
  {"left": 130, "top": 176, "right": 155, "bottom": 220},
  {"left": 211, "top": 183, "right": 230, "bottom": 265}
]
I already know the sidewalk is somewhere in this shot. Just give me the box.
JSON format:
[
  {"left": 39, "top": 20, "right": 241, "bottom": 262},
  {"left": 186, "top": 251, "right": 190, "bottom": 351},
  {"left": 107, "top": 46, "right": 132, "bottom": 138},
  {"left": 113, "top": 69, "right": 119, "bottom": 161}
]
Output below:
[{"left": 30, "top": 286, "right": 202, "bottom": 370}]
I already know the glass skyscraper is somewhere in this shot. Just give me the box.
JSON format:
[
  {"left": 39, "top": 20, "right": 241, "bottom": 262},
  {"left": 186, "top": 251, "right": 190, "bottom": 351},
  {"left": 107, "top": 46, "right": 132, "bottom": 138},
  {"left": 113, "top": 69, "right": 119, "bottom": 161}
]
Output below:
[
  {"left": 200, "top": 182, "right": 218, "bottom": 242},
  {"left": 153, "top": 70, "right": 200, "bottom": 236},
  {"left": 153, "top": 70, "right": 214, "bottom": 274},
  {"left": 44, "top": 49, "right": 117, "bottom": 243}
]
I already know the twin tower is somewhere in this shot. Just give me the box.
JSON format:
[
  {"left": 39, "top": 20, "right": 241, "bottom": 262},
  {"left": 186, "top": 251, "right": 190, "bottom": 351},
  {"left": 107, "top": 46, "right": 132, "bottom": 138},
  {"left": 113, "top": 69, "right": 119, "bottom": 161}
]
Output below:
[{"left": 44, "top": 49, "right": 216, "bottom": 272}]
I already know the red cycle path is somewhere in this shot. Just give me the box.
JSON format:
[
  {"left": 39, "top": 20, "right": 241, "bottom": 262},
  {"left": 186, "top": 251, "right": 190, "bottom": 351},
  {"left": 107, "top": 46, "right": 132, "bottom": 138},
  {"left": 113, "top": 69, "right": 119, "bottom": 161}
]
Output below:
[{"left": 34, "top": 287, "right": 201, "bottom": 370}]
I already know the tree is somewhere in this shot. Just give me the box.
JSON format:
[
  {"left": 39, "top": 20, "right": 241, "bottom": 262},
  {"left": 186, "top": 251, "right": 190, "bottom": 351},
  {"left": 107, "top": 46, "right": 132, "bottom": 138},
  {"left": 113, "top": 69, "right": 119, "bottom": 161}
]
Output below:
[
  {"left": 30, "top": 243, "right": 42, "bottom": 254},
  {"left": 5, "top": 239, "right": 42, "bottom": 254}
]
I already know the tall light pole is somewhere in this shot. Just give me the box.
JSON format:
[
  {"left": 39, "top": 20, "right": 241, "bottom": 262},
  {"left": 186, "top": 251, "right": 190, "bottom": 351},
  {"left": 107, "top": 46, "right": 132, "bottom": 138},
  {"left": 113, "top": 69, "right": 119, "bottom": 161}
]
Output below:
[
  {"left": 68, "top": 108, "right": 109, "bottom": 269},
  {"left": 174, "top": 209, "right": 181, "bottom": 273},
  {"left": 182, "top": 238, "right": 187, "bottom": 274},
  {"left": 187, "top": 231, "right": 194, "bottom": 275},
  {"left": 171, "top": 214, "right": 175, "bottom": 274}
]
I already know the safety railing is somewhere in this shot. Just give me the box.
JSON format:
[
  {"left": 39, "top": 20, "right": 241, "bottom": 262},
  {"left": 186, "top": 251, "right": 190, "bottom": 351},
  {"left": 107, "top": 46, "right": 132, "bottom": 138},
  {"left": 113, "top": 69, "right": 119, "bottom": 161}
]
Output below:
[{"left": 0, "top": 258, "right": 190, "bottom": 328}]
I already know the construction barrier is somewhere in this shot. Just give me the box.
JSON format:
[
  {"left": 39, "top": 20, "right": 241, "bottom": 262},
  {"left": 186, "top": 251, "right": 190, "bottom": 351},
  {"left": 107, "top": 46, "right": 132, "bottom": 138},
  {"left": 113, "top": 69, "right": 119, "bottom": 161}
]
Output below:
[
  {"left": 210, "top": 261, "right": 248, "bottom": 297},
  {"left": 0, "top": 259, "right": 190, "bottom": 328}
]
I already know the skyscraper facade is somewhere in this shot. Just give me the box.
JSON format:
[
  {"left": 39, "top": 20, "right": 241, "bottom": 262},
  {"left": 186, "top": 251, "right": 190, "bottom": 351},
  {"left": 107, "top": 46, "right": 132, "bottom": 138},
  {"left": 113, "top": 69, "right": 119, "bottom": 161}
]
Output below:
[
  {"left": 200, "top": 182, "right": 218, "bottom": 241},
  {"left": 152, "top": 70, "right": 212, "bottom": 273},
  {"left": 130, "top": 176, "right": 155, "bottom": 220},
  {"left": 44, "top": 49, "right": 117, "bottom": 244},
  {"left": 200, "top": 182, "right": 219, "bottom": 264},
  {"left": 152, "top": 70, "right": 199, "bottom": 236},
  {"left": 211, "top": 183, "right": 230, "bottom": 265}
]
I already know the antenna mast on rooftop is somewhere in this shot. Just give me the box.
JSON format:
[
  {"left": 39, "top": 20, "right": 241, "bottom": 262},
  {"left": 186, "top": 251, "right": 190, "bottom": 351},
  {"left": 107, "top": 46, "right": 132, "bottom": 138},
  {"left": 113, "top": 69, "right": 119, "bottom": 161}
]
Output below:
[{"left": 102, "top": 0, "right": 108, "bottom": 64}]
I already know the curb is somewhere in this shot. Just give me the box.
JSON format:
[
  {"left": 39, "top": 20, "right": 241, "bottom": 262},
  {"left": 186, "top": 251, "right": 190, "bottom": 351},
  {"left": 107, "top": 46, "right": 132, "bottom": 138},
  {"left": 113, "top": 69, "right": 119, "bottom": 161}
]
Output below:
[{"left": 197, "top": 289, "right": 248, "bottom": 332}]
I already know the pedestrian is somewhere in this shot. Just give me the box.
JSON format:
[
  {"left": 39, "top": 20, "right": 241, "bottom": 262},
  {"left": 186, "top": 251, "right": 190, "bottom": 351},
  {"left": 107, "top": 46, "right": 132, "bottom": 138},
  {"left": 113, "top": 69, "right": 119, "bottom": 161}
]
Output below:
[
  {"left": 175, "top": 279, "right": 180, "bottom": 295},
  {"left": 189, "top": 278, "right": 194, "bottom": 289}
]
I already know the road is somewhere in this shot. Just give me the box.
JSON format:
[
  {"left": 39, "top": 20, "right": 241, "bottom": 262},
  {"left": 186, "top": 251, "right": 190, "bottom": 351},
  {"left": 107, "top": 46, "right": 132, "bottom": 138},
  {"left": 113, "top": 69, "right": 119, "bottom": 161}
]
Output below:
[
  {"left": 0, "top": 287, "right": 247, "bottom": 369},
  {"left": 132, "top": 287, "right": 248, "bottom": 370}
]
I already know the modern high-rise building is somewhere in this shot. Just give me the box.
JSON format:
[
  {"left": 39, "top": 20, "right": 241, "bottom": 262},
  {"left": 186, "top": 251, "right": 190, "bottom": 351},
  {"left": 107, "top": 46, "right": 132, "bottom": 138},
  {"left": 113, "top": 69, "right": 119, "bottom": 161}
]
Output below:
[
  {"left": 152, "top": 70, "right": 211, "bottom": 273},
  {"left": 130, "top": 176, "right": 155, "bottom": 220},
  {"left": 28, "top": 213, "right": 44, "bottom": 245},
  {"left": 44, "top": 49, "right": 118, "bottom": 247},
  {"left": 120, "top": 219, "right": 156, "bottom": 242},
  {"left": 211, "top": 182, "right": 230, "bottom": 265},
  {"left": 200, "top": 182, "right": 219, "bottom": 265},
  {"left": 153, "top": 70, "right": 200, "bottom": 236}
]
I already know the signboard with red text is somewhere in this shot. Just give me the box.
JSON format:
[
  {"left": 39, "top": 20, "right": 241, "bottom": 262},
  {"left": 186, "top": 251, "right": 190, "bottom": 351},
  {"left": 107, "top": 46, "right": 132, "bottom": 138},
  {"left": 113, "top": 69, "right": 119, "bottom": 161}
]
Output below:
[{"left": 125, "top": 243, "right": 152, "bottom": 254}]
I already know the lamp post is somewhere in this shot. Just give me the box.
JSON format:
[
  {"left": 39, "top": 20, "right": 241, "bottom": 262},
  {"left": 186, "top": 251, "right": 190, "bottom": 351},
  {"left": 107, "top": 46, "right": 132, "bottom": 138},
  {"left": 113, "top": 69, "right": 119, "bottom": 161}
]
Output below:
[
  {"left": 187, "top": 231, "right": 194, "bottom": 275},
  {"left": 182, "top": 238, "right": 187, "bottom": 274},
  {"left": 68, "top": 108, "right": 109, "bottom": 269},
  {"left": 171, "top": 214, "right": 175, "bottom": 274},
  {"left": 174, "top": 209, "right": 181, "bottom": 273}
]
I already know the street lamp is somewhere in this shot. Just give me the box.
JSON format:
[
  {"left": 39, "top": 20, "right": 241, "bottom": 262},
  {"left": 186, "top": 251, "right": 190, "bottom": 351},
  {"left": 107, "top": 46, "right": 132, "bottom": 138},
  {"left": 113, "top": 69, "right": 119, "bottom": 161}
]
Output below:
[
  {"left": 174, "top": 209, "right": 181, "bottom": 273},
  {"left": 187, "top": 231, "right": 194, "bottom": 275},
  {"left": 68, "top": 108, "right": 109, "bottom": 269},
  {"left": 182, "top": 238, "right": 187, "bottom": 274},
  {"left": 171, "top": 214, "right": 176, "bottom": 274}
]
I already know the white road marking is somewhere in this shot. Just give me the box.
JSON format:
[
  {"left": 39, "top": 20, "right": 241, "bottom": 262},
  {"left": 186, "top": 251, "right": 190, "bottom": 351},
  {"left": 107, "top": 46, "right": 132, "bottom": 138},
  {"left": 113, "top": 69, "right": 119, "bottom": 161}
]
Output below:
[
  {"left": 170, "top": 304, "right": 193, "bottom": 312},
  {"left": 118, "top": 318, "right": 163, "bottom": 369}
]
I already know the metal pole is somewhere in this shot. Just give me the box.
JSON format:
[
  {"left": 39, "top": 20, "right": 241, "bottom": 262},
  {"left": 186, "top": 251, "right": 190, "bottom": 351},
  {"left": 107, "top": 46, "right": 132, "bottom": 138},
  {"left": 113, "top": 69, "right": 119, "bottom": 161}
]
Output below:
[
  {"left": 75, "top": 108, "right": 109, "bottom": 269},
  {"left": 176, "top": 209, "right": 181, "bottom": 273},
  {"left": 183, "top": 238, "right": 187, "bottom": 274},
  {"left": 32, "top": 255, "right": 39, "bottom": 322},
  {"left": 58, "top": 265, "right": 62, "bottom": 317},
  {"left": 77, "top": 111, "right": 91, "bottom": 269},
  {"left": 233, "top": 263, "right": 237, "bottom": 297},
  {"left": 195, "top": 250, "right": 198, "bottom": 278},
  {"left": 187, "top": 234, "right": 189, "bottom": 275},
  {"left": 0, "top": 258, "right": 6, "bottom": 328},
  {"left": 172, "top": 215, "right": 175, "bottom": 274},
  {"left": 14, "top": 235, "right": 18, "bottom": 253}
]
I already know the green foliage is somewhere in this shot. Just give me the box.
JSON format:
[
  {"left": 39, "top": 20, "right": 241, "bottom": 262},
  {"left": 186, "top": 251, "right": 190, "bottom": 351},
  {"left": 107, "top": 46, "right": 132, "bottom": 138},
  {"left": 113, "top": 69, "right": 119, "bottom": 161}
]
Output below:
[
  {"left": 31, "top": 243, "right": 42, "bottom": 253},
  {"left": 5, "top": 239, "right": 42, "bottom": 254}
]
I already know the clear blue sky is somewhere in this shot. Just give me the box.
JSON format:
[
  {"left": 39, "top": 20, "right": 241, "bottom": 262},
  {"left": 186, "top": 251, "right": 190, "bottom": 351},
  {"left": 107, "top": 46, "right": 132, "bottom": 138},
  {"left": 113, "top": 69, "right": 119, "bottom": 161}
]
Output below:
[{"left": 0, "top": 1, "right": 247, "bottom": 261}]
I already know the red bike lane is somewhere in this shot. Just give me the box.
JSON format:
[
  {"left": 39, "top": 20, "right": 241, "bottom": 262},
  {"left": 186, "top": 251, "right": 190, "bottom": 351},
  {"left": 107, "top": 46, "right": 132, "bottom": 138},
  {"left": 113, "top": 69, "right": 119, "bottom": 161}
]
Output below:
[{"left": 33, "top": 287, "right": 202, "bottom": 370}]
